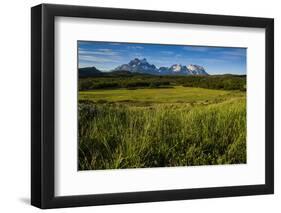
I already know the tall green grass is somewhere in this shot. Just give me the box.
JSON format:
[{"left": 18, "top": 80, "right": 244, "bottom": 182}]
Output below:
[{"left": 78, "top": 97, "right": 246, "bottom": 170}]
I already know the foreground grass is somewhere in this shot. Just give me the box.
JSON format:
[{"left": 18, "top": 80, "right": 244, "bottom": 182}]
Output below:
[{"left": 78, "top": 88, "right": 246, "bottom": 170}]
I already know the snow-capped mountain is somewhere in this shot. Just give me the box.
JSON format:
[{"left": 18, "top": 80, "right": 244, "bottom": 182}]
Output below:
[
  {"left": 187, "top": 64, "right": 208, "bottom": 75},
  {"left": 170, "top": 64, "right": 185, "bottom": 72},
  {"left": 159, "top": 64, "right": 188, "bottom": 74},
  {"left": 114, "top": 58, "right": 209, "bottom": 75},
  {"left": 114, "top": 58, "right": 158, "bottom": 74}
]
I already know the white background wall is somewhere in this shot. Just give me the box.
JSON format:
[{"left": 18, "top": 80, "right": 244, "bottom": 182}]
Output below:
[{"left": 0, "top": 0, "right": 279, "bottom": 212}]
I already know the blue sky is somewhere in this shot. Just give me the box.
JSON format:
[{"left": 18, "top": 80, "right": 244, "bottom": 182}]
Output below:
[{"left": 78, "top": 41, "right": 246, "bottom": 75}]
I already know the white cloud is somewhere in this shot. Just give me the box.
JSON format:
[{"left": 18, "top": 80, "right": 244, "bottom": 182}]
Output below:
[
  {"left": 79, "top": 55, "right": 120, "bottom": 63},
  {"left": 127, "top": 45, "right": 144, "bottom": 50},
  {"left": 159, "top": 51, "right": 175, "bottom": 55},
  {"left": 182, "top": 46, "right": 210, "bottom": 52},
  {"left": 220, "top": 49, "right": 246, "bottom": 57},
  {"left": 79, "top": 48, "right": 120, "bottom": 56}
]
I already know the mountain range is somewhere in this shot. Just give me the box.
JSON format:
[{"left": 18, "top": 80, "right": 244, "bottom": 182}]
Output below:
[
  {"left": 79, "top": 58, "right": 209, "bottom": 77},
  {"left": 114, "top": 58, "right": 208, "bottom": 75}
]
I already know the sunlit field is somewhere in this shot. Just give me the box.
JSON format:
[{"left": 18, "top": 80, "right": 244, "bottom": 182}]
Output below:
[{"left": 78, "top": 85, "right": 246, "bottom": 170}]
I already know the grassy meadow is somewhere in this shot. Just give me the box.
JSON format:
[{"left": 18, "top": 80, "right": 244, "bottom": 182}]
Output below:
[{"left": 78, "top": 76, "right": 246, "bottom": 170}]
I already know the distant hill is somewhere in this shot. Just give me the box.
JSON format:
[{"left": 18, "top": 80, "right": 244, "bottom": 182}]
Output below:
[
  {"left": 79, "top": 66, "right": 103, "bottom": 77},
  {"left": 110, "top": 70, "right": 153, "bottom": 77},
  {"left": 79, "top": 67, "right": 153, "bottom": 78},
  {"left": 109, "top": 70, "right": 133, "bottom": 76}
]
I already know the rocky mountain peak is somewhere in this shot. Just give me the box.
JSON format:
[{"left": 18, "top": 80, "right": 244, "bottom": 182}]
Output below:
[
  {"left": 187, "top": 64, "right": 208, "bottom": 75},
  {"left": 114, "top": 58, "right": 208, "bottom": 75}
]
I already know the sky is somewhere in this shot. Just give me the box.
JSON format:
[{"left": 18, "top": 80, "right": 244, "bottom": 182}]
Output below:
[{"left": 78, "top": 41, "right": 246, "bottom": 75}]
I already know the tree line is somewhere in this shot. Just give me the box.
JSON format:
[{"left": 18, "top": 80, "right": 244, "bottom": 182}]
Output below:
[{"left": 79, "top": 74, "right": 246, "bottom": 91}]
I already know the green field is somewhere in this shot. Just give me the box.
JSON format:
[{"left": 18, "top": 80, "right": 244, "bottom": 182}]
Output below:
[
  {"left": 78, "top": 85, "right": 246, "bottom": 170},
  {"left": 79, "top": 86, "right": 245, "bottom": 104}
]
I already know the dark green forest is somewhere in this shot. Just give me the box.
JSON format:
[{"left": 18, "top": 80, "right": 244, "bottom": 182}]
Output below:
[{"left": 79, "top": 71, "right": 246, "bottom": 91}]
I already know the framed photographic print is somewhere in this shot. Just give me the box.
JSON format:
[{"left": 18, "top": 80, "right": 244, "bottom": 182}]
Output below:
[{"left": 31, "top": 3, "right": 274, "bottom": 209}]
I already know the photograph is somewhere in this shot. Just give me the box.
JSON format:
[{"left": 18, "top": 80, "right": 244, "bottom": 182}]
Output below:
[{"left": 78, "top": 41, "right": 247, "bottom": 170}]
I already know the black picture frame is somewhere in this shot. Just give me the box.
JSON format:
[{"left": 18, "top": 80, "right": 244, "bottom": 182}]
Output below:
[{"left": 31, "top": 3, "right": 274, "bottom": 209}]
